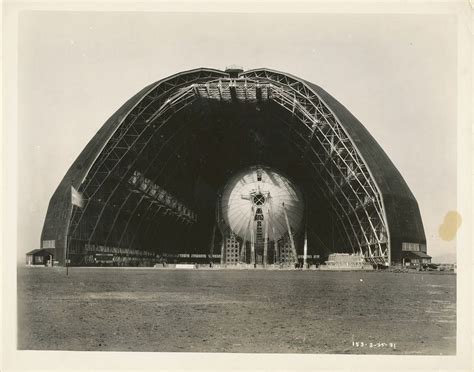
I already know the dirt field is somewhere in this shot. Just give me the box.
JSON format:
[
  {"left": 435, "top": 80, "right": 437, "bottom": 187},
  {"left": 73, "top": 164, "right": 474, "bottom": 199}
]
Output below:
[{"left": 17, "top": 267, "right": 456, "bottom": 354}]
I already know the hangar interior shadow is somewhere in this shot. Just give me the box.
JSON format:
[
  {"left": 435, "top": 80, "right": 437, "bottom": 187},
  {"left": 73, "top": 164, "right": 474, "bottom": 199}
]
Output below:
[{"left": 102, "top": 100, "right": 338, "bottom": 261}]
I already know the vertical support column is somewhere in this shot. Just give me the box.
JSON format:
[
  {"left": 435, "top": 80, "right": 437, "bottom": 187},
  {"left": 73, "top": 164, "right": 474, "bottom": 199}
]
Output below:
[
  {"left": 209, "top": 223, "right": 216, "bottom": 259},
  {"left": 303, "top": 228, "right": 308, "bottom": 269},
  {"left": 272, "top": 226, "right": 278, "bottom": 264},
  {"left": 250, "top": 222, "right": 255, "bottom": 266},
  {"left": 220, "top": 236, "right": 225, "bottom": 265},
  {"left": 282, "top": 202, "right": 297, "bottom": 264},
  {"left": 263, "top": 217, "right": 268, "bottom": 267},
  {"left": 240, "top": 239, "right": 246, "bottom": 263},
  {"left": 240, "top": 220, "right": 250, "bottom": 263},
  {"left": 303, "top": 200, "right": 308, "bottom": 269},
  {"left": 275, "top": 241, "right": 279, "bottom": 264}
]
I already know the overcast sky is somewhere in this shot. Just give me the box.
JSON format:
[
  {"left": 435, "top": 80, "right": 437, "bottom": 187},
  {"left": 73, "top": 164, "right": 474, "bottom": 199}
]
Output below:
[{"left": 16, "top": 11, "right": 458, "bottom": 262}]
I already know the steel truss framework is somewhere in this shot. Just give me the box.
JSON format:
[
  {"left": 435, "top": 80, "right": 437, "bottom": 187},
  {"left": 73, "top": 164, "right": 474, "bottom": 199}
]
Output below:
[
  {"left": 55, "top": 67, "right": 424, "bottom": 267},
  {"left": 193, "top": 71, "right": 389, "bottom": 265},
  {"left": 67, "top": 70, "right": 228, "bottom": 262}
]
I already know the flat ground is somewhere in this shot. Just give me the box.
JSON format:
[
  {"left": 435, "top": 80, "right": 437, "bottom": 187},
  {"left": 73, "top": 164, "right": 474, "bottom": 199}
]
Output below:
[{"left": 17, "top": 267, "right": 456, "bottom": 354}]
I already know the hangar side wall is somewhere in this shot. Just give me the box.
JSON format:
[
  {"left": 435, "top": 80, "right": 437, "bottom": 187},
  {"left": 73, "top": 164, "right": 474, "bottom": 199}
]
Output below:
[
  {"left": 40, "top": 82, "right": 157, "bottom": 263},
  {"left": 307, "top": 82, "right": 427, "bottom": 263}
]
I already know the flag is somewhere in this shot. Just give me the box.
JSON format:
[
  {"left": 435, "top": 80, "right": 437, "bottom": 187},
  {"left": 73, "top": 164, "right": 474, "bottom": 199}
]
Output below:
[{"left": 71, "top": 186, "right": 84, "bottom": 208}]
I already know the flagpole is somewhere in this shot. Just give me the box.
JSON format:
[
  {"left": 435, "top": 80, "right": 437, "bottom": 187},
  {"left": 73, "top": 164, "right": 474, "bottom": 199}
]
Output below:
[
  {"left": 66, "top": 229, "right": 69, "bottom": 276},
  {"left": 67, "top": 180, "right": 86, "bottom": 275},
  {"left": 66, "top": 180, "right": 78, "bottom": 276},
  {"left": 66, "top": 181, "right": 73, "bottom": 276},
  {"left": 303, "top": 196, "right": 308, "bottom": 269}
]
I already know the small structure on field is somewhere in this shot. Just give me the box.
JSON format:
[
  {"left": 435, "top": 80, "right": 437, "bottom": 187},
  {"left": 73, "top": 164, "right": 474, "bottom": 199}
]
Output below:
[
  {"left": 321, "top": 253, "right": 374, "bottom": 271},
  {"left": 401, "top": 251, "right": 432, "bottom": 266},
  {"left": 26, "top": 249, "right": 55, "bottom": 266}
]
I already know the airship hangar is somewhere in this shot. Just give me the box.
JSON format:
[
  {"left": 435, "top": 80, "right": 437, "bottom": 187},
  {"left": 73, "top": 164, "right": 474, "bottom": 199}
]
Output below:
[{"left": 40, "top": 67, "right": 427, "bottom": 268}]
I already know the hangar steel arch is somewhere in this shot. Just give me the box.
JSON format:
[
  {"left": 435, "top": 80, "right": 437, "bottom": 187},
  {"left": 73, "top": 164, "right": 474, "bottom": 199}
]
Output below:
[{"left": 40, "top": 67, "right": 426, "bottom": 266}]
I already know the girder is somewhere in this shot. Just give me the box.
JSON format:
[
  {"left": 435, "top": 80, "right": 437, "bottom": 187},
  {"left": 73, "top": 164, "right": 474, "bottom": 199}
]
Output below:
[
  {"left": 267, "top": 104, "right": 387, "bottom": 261},
  {"left": 69, "top": 92, "right": 197, "bottom": 240},
  {"left": 266, "top": 117, "right": 358, "bottom": 252}
]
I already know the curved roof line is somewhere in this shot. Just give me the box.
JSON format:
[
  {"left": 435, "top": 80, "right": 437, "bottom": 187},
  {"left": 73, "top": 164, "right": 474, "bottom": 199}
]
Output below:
[
  {"left": 41, "top": 67, "right": 426, "bottom": 266},
  {"left": 239, "top": 67, "right": 303, "bottom": 82}
]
